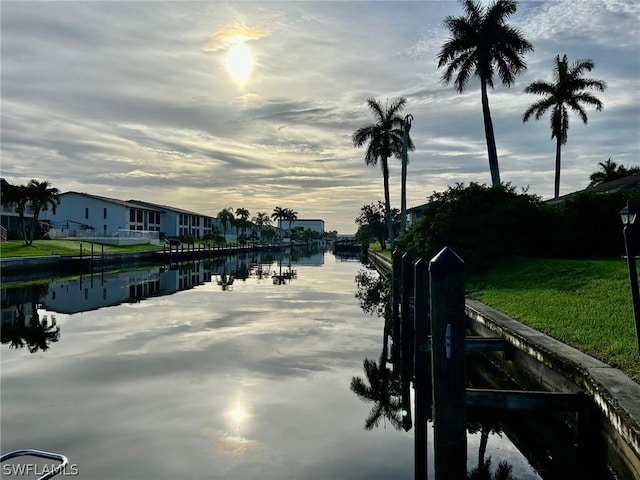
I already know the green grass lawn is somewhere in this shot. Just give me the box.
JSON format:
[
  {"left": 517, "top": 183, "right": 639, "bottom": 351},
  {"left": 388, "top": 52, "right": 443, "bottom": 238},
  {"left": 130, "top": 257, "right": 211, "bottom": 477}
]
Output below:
[
  {"left": 0, "top": 239, "right": 162, "bottom": 257},
  {"left": 467, "top": 257, "right": 640, "bottom": 383}
]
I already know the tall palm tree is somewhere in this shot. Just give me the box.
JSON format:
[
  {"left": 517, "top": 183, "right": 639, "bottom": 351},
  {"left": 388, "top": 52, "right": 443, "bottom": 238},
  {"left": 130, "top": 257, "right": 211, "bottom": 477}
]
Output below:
[
  {"left": 252, "top": 212, "right": 271, "bottom": 240},
  {"left": 217, "top": 207, "right": 235, "bottom": 241},
  {"left": 23, "top": 179, "right": 60, "bottom": 245},
  {"left": 353, "top": 97, "right": 408, "bottom": 250},
  {"left": 235, "top": 207, "right": 250, "bottom": 240},
  {"left": 523, "top": 54, "right": 607, "bottom": 198},
  {"left": 284, "top": 208, "right": 298, "bottom": 237},
  {"left": 438, "top": 0, "right": 533, "bottom": 186},
  {"left": 400, "top": 114, "right": 415, "bottom": 232},
  {"left": 271, "top": 206, "right": 286, "bottom": 237}
]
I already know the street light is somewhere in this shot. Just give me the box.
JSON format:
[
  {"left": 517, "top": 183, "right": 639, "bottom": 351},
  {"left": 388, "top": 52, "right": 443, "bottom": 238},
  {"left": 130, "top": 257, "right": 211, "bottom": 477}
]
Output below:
[{"left": 619, "top": 201, "right": 640, "bottom": 353}]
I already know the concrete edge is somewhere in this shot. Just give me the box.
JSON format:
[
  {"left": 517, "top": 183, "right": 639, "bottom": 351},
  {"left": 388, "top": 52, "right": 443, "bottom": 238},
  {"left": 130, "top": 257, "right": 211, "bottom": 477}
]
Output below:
[{"left": 465, "top": 298, "right": 640, "bottom": 462}]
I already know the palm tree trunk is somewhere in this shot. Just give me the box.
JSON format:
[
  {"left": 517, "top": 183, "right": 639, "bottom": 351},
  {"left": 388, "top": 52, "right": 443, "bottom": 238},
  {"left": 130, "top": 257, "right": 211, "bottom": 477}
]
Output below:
[
  {"left": 28, "top": 213, "right": 39, "bottom": 245},
  {"left": 382, "top": 157, "right": 395, "bottom": 250},
  {"left": 481, "top": 80, "right": 501, "bottom": 186},
  {"left": 554, "top": 137, "right": 562, "bottom": 199},
  {"left": 401, "top": 131, "right": 408, "bottom": 232}
]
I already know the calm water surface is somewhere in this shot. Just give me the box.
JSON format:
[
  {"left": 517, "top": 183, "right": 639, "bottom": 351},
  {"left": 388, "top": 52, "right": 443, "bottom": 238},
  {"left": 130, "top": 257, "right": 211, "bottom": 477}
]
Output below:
[{"left": 1, "top": 250, "right": 540, "bottom": 479}]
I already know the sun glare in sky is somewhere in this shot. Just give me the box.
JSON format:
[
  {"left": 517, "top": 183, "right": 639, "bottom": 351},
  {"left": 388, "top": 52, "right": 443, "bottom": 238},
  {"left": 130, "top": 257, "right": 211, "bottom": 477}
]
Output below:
[{"left": 226, "top": 42, "right": 253, "bottom": 85}]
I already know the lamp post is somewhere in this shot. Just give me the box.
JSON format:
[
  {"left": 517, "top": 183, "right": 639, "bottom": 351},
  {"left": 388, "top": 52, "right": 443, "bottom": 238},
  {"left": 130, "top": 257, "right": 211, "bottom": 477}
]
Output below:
[{"left": 620, "top": 201, "right": 640, "bottom": 353}]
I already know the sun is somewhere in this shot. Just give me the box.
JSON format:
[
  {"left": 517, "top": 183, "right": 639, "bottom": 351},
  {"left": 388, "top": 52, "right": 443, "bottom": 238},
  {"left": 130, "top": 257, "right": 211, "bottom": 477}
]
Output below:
[{"left": 226, "top": 42, "right": 253, "bottom": 85}]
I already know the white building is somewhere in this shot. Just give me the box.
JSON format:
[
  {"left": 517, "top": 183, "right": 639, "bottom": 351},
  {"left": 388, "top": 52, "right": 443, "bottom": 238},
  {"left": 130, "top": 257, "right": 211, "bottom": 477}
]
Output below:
[
  {"left": 41, "top": 192, "right": 214, "bottom": 240},
  {"left": 41, "top": 192, "right": 162, "bottom": 237},
  {"left": 128, "top": 200, "right": 214, "bottom": 239}
]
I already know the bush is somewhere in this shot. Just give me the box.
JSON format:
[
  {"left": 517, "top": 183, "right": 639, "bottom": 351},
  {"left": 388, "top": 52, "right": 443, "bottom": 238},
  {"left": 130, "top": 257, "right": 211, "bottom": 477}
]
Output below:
[
  {"left": 396, "top": 183, "right": 544, "bottom": 273},
  {"left": 396, "top": 182, "right": 640, "bottom": 273}
]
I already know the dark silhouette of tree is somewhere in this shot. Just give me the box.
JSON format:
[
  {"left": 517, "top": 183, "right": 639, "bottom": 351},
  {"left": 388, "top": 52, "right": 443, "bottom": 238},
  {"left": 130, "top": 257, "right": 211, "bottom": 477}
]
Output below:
[
  {"left": 400, "top": 114, "right": 415, "bottom": 232},
  {"left": 438, "top": 0, "right": 533, "bottom": 186},
  {"left": 23, "top": 179, "right": 60, "bottom": 245},
  {"left": 284, "top": 208, "right": 298, "bottom": 237},
  {"left": 523, "top": 54, "right": 606, "bottom": 198},
  {"left": 353, "top": 97, "right": 408, "bottom": 250},
  {"left": 252, "top": 212, "right": 271, "bottom": 240},
  {"left": 355, "top": 201, "right": 401, "bottom": 251},
  {"left": 350, "top": 350, "right": 403, "bottom": 431},
  {"left": 1, "top": 285, "right": 60, "bottom": 353},
  {"left": 235, "top": 208, "right": 250, "bottom": 240},
  {"left": 217, "top": 207, "right": 235, "bottom": 241},
  {"left": 588, "top": 158, "right": 639, "bottom": 187}
]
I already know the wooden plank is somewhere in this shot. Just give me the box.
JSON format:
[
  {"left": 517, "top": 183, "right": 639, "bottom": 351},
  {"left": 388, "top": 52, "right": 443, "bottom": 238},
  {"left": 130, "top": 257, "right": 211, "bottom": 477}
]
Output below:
[{"left": 466, "top": 388, "right": 587, "bottom": 411}]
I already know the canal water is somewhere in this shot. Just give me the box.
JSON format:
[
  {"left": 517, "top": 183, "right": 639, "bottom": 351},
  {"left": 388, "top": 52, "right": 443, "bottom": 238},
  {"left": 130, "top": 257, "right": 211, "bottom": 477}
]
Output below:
[{"left": 1, "top": 248, "right": 542, "bottom": 479}]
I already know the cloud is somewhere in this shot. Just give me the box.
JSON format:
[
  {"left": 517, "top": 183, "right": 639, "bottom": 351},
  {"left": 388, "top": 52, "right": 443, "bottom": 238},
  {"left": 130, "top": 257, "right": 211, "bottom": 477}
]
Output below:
[{"left": 203, "top": 22, "right": 270, "bottom": 52}]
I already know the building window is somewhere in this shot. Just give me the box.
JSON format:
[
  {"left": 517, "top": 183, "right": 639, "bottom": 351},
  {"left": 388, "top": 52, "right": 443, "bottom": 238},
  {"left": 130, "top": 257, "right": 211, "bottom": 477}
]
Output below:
[
  {"left": 130, "top": 210, "right": 135, "bottom": 222},
  {"left": 103, "top": 207, "right": 107, "bottom": 219},
  {"left": 85, "top": 207, "right": 89, "bottom": 219},
  {"left": 137, "top": 210, "right": 143, "bottom": 222},
  {"left": 103, "top": 225, "right": 107, "bottom": 232}
]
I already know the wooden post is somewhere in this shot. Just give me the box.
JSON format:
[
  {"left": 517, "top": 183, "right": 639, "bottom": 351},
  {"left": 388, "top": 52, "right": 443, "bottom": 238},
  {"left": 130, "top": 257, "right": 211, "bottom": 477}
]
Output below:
[
  {"left": 414, "top": 257, "right": 430, "bottom": 479},
  {"left": 90, "top": 243, "right": 94, "bottom": 271},
  {"left": 429, "top": 247, "right": 466, "bottom": 480},
  {"left": 401, "top": 252, "right": 414, "bottom": 431},
  {"left": 392, "top": 250, "right": 402, "bottom": 381}
]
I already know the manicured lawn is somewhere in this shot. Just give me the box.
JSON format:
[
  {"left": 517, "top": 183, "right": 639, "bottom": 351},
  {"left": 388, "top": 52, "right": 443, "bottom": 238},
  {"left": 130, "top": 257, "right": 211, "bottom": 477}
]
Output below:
[
  {"left": 467, "top": 257, "right": 640, "bottom": 383},
  {"left": 0, "top": 239, "right": 161, "bottom": 257}
]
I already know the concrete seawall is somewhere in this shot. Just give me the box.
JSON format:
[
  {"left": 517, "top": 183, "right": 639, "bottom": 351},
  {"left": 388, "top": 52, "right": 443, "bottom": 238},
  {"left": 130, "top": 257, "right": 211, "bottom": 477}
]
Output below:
[{"left": 367, "top": 250, "right": 640, "bottom": 478}]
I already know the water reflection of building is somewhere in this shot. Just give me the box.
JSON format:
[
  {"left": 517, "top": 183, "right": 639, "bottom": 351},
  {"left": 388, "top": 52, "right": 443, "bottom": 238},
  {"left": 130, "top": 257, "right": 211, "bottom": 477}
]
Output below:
[{"left": 40, "top": 263, "right": 215, "bottom": 314}]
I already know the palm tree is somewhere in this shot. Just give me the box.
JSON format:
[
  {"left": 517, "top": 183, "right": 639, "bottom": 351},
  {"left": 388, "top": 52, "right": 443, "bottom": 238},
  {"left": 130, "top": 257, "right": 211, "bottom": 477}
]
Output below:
[
  {"left": 284, "top": 208, "right": 298, "bottom": 237},
  {"left": 400, "top": 114, "right": 415, "bottom": 232},
  {"left": 438, "top": 0, "right": 533, "bottom": 186},
  {"left": 217, "top": 207, "right": 235, "bottom": 242},
  {"left": 523, "top": 54, "right": 606, "bottom": 199},
  {"left": 23, "top": 179, "right": 60, "bottom": 245},
  {"left": 0, "top": 180, "right": 28, "bottom": 240},
  {"left": 353, "top": 97, "right": 408, "bottom": 250},
  {"left": 252, "top": 212, "right": 271, "bottom": 240},
  {"left": 271, "top": 206, "right": 286, "bottom": 238},
  {"left": 588, "top": 158, "right": 640, "bottom": 187},
  {"left": 235, "top": 207, "right": 250, "bottom": 240}
]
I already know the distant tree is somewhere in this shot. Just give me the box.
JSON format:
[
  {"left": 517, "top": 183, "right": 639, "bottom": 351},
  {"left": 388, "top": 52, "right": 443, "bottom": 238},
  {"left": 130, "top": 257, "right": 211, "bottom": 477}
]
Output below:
[
  {"left": 252, "top": 212, "right": 271, "bottom": 239},
  {"left": 438, "top": 0, "right": 533, "bottom": 186},
  {"left": 355, "top": 201, "right": 401, "bottom": 251},
  {"left": 353, "top": 97, "right": 408, "bottom": 249},
  {"left": 235, "top": 207, "right": 250, "bottom": 240},
  {"left": 23, "top": 180, "right": 60, "bottom": 245},
  {"left": 588, "top": 158, "right": 640, "bottom": 187},
  {"left": 217, "top": 207, "right": 235, "bottom": 241},
  {"left": 271, "top": 206, "right": 286, "bottom": 231},
  {"left": 523, "top": 54, "right": 607, "bottom": 198},
  {"left": 284, "top": 208, "right": 298, "bottom": 236}
]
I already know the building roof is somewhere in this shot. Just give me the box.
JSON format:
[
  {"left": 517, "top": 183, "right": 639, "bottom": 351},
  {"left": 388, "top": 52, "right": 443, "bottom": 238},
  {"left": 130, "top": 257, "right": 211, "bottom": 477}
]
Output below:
[
  {"left": 545, "top": 173, "right": 640, "bottom": 205},
  {"left": 127, "top": 199, "right": 212, "bottom": 218},
  {"left": 61, "top": 191, "right": 160, "bottom": 210}
]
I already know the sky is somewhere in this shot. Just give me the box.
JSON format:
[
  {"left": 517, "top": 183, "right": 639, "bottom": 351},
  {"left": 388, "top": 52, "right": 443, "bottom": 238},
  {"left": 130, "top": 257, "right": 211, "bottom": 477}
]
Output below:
[{"left": 2, "top": 1, "right": 639, "bottom": 233}]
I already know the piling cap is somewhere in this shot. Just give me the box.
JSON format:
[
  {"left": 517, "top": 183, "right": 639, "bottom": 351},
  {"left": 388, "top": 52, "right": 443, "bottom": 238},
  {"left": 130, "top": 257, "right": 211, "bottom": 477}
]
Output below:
[{"left": 429, "top": 246, "right": 464, "bottom": 274}]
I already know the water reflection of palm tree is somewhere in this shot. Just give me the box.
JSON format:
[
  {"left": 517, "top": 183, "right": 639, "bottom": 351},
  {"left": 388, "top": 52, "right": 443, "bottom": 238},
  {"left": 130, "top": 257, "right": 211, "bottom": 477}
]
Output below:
[
  {"left": 350, "top": 327, "right": 404, "bottom": 431},
  {"left": 1, "top": 285, "right": 60, "bottom": 353},
  {"left": 216, "top": 262, "right": 235, "bottom": 291}
]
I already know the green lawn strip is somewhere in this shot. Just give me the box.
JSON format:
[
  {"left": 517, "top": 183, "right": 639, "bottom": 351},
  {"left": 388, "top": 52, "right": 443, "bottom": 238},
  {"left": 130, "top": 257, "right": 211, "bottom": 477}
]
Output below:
[
  {"left": 0, "top": 240, "right": 164, "bottom": 258},
  {"left": 467, "top": 257, "right": 640, "bottom": 383}
]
